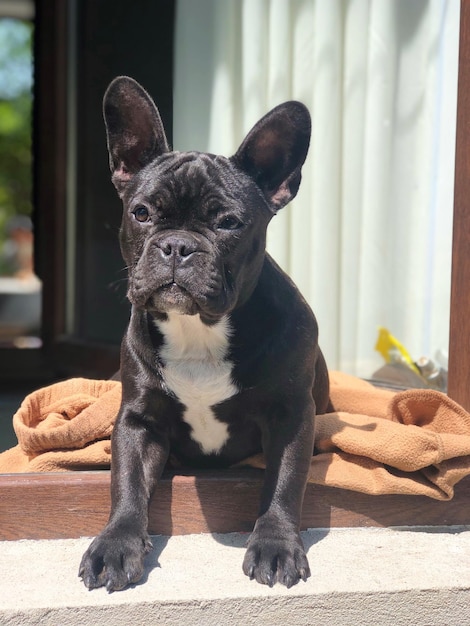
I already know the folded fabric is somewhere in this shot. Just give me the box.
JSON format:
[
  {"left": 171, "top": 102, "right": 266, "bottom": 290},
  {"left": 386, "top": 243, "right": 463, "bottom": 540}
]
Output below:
[
  {"left": 0, "top": 379, "right": 119, "bottom": 473},
  {"left": 1, "top": 372, "right": 470, "bottom": 500}
]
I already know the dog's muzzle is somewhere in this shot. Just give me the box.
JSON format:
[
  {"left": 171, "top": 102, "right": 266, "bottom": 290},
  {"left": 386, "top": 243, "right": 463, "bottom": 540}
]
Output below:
[{"left": 128, "top": 230, "right": 220, "bottom": 316}]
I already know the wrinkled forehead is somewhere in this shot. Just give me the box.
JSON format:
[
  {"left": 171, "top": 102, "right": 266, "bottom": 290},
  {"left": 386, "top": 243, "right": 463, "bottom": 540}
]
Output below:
[
  {"left": 156, "top": 151, "right": 224, "bottom": 175},
  {"left": 129, "top": 151, "right": 240, "bottom": 204}
]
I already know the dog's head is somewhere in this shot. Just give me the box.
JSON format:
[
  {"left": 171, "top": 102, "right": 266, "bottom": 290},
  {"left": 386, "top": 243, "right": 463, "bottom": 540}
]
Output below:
[{"left": 104, "top": 76, "right": 311, "bottom": 323}]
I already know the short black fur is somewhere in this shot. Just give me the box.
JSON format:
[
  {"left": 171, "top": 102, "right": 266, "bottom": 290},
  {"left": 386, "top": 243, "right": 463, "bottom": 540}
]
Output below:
[{"left": 79, "top": 76, "right": 329, "bottom": 592}]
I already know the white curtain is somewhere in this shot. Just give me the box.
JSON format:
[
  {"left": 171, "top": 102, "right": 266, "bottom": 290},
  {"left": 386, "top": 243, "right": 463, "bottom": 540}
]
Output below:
[{"left": 174, "top": 0, "right": 460, "bottom": 377}]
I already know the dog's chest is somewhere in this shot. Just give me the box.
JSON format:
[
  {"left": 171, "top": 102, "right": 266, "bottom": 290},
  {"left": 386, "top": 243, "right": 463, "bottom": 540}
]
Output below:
[{"left": 155, "top": 313, "right": 237, "bottom": 454}]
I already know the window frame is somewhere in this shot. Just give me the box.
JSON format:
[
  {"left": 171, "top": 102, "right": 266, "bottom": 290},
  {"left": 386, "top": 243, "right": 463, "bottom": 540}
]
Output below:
[
  {"left": 0, "top": 0, "right": 469, "bottom": 541},
  {"left": 0, "top": 0, "right": 175, "bottom": 384}
]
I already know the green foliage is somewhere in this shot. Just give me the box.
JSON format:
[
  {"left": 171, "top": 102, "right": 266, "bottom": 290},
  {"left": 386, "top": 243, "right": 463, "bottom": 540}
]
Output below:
[{"left": 0, "top": 18, "right": 33, "bottom": 249}]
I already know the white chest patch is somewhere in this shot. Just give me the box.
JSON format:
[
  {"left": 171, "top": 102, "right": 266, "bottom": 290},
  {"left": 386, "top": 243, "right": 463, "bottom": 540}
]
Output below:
[{"left": 155, "top": 313, "right": 237, "bottom": 454}]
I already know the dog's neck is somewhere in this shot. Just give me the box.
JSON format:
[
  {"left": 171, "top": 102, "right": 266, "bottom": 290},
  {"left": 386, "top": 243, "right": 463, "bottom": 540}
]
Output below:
[{"left": 153, "top": 312, "right": 232, "bottom": 362}]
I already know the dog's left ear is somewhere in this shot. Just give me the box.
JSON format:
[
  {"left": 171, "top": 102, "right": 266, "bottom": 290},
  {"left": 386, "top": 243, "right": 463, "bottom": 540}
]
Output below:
[
  {"left": 232, "top": 102, "right": 311, "bottom": 212},
  {"left": 103, "top": 76, "right": 169, "bottom": 195}
]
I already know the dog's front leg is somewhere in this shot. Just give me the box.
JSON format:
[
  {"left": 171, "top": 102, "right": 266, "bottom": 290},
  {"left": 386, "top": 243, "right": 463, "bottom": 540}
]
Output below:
[
  {"left": 243, "top": 396, "right": 315, "bottom": 588},
  {"left": 79, "top": 405, "right": 169, "bottom": 592}
]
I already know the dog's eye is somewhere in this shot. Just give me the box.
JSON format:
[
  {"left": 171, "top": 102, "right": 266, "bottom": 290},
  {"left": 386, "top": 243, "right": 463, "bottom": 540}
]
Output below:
[
  {"left": 217, "top": 216, "right": 243, "bottom": 231},
  {"left": 133, "top": 206, "right": 150, "bottom": 223}
]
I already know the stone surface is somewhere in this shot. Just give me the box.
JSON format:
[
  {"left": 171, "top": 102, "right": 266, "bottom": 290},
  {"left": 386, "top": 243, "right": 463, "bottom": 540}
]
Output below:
[{"left": 1, "top": 527, "right": 470, "bottom": 625}]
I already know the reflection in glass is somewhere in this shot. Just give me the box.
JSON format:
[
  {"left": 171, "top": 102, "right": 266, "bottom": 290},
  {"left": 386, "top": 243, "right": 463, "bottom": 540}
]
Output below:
[{"left": 0, "top": 16, "right": 40, "bottom": 348}]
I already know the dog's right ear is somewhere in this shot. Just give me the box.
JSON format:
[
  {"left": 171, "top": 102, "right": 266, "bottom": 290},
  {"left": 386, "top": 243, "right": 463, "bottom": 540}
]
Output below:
[{"left": 103, "top": 76, "right": 169, "bottom": 195}]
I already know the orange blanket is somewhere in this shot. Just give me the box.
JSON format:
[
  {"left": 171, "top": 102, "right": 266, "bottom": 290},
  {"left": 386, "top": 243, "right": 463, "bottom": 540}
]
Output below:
[{"left": 1, "top": 372, "right": 469, "bottom": 501}]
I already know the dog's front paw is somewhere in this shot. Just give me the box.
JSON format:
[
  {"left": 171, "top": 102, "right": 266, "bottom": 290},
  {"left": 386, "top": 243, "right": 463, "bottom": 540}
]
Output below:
[
  {"left": 242, "top": 530, "right": 310, "bottom": 588},
  {"left": 79, "top": 528, "right": 153, "bottom": 592}
]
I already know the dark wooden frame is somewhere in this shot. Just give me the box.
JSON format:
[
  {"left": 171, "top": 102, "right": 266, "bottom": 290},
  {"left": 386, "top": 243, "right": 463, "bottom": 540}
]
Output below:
[
  {"left": 1, "top": 0, "right": 470, "bottom": 541},
  {"left": 33, "top": 0, "right": 68, "bottom": 347},
  {"left": 33, "top": 0, "right": 123, "bottom": 380},
  {"left": 448, "top": 0, "right": 470, "bottom": 411}
]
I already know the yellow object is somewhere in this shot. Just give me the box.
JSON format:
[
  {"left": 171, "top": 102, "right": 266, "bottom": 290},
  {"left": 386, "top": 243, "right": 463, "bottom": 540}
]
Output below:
[{"left": 375, "top": 327, "right": 420, "bottom": 374}]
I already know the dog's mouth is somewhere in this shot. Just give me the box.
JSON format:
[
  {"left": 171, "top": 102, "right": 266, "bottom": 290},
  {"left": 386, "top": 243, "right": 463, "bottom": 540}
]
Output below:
[
  {"left": 128, "top": 257, "right": 233, "bottom": 320},
  {"left": 145, "top": 282, "right": 200, "bottom": 316}
]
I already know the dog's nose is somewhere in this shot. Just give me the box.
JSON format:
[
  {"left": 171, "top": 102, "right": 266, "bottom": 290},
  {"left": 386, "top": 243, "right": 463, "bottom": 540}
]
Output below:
[{"left": 156, "top": 233, "right": 199, "bottom": 260}]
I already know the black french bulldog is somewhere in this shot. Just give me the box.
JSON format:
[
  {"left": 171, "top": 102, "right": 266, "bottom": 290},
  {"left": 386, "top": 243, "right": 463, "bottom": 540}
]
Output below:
[{"left": 79, "top": 76, "right": 330, "bottom": 592}]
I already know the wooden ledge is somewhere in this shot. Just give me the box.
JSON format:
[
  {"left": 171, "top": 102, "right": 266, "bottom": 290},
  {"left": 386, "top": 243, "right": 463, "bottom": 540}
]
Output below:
[{"left": 0, "top": 470, "right": 469, "bottom": 541}]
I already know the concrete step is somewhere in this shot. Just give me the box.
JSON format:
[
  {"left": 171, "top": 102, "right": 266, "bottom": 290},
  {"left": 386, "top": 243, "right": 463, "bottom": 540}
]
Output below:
[{"left": 1, "top": 527, "right": 470, "bottom": 625}]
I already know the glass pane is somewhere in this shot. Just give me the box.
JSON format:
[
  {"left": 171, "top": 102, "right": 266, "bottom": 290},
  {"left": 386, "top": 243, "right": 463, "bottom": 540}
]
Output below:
[
  {"left": 0, "top": 14, "right": 40, "bottom": 349},
  {"left": 174, "top": 0, "right": 458, "bottom": 390}
]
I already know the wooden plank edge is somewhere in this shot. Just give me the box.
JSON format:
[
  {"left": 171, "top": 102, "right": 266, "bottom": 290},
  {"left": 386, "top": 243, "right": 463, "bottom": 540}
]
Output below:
[{"left": 0, "top": 470, "right": 468, "bottom": 541}]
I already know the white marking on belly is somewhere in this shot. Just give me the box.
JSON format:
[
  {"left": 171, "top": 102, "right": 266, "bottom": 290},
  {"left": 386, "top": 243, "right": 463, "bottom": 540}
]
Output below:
[{"left": 154, "top": 313, "right": 237, "bottom": 454}]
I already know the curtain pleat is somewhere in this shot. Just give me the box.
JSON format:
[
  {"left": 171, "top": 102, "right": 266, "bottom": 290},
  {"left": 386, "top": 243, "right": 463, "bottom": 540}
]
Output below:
[{"left": 174, "top": 0, "right": 459, "bottom": 377}]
